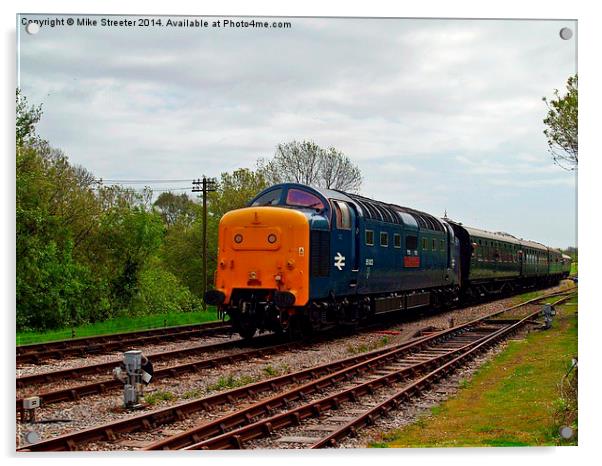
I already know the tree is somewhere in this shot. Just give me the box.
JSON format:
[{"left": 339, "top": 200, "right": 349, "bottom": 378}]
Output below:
[
  {"left": 97, "top": 207, "right": 165, "bottom": 310},
  {"left": 259, "top": 140, "right": 362, "bottom": 192},
  {"left": 209, "top": 168, "right": 268, "bottom": 217},
  {"left": 159, "top": 214, "right": 219, "bottom": 297},
  {"left": 131, "top": 258, "right": 199, "bottom": 315},
  {"left": 16, "top": 89, "right": 42, "bottom": 147},
  {"left": 153, "top": 192, "right": 197, "bottom": 227},
  {"left": 320, "top": 146, "right": 363, "bottom": 192},
  {"left": 16, "top": 90, "right": 196, "bottom": 331},
  {"left": 543, "top": 74, "right": 578, "bottom": 170}
]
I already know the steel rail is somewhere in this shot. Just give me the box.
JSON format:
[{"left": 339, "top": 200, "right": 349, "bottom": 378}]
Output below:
[
  {"left": 19, "top": 286, "right": 569, "bottom": 388},
  {"left": 16, "top": 286, "right": 572, "bottom": 365},
  {"left": 17, "top": 333, "right": 275, "bottom": 388},
  {"left": 309, "top": 294, "right": 574, "bottom": 448},
  {"left": 16, "top": 340, "right": 303, "bottom": 412},
  {"left": 165, "top": 293, "right": 576, "bottom": 450},
  {"left": 145, "top": 321, "right": 515, "bottom": 450},
  {"left": 16, "top": 332, "right": 446, "bottom": 452},
  {"left": 180, "top": 321, "right": 515, "bottom": 450},
  {"left": 17, "top": 320, "right": 227, "bottom": 350},
  {"left": 15, "top": 320, "right": 406, "bottom": 405},
  {"left": 17, "top": 289, "right": 574, "bottom": 452},
  {"left": 15, "top": 315, "right": 419, "bottom": 390},
  {"left": 17, "top": 322, "right": 231, "bottom": 364}
]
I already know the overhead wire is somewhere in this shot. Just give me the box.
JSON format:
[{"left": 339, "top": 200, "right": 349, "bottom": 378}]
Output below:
[
  {"left": 98, "top": 179, "right": 195, "bottom": 184},
  {"left": 92, "top": 178, "right": 217, "bottom": 193}
]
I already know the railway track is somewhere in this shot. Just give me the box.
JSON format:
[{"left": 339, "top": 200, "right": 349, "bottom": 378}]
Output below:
[
  {"left": 308, "top": 297, "right": 573, "bottom": 449},
  {"left": 15, "top": 318, "right": 435, "bottom": 411},
  {"left": 16, "top": 286, "right": 573, "bottom": 366},
  {"left": 16, "top": 338, "right": 296, "bottom": 412},
  {"left": 17, "top": 289, "right": 574, "bottom": 451},
  {"left": 17, "top": 321, "right": 231, "bottom": 365},
  {"left": 17, "top": 287, "right": 572, "bottom": 392},
  {"left": 16, "top": 333, "right": 277, "bottom": 389},
  {"left": 16, "top": 320, "right": 424, "bottom": 410},
  {"left": 177, "top": 294, "right": 574, "bottom": 450}
]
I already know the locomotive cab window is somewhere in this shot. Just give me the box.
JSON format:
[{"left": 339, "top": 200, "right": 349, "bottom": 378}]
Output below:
[
  {"left": 286, "top": 189, "right": 324, "bottom": 210},
  {"left": 365, "top": 230, "right": 374, "bottom": 246},
  {"left": 380, "top": 232, "right": 389, "bottom": 247},
  {"left": 394, "top": 233, "right": 401, "bottom": 248},
  {"left": 332, "top": 200, "right": 351, "bottom": 230},
  {"left": 251, "top": 188, "right": 282, "bottom": 206}
]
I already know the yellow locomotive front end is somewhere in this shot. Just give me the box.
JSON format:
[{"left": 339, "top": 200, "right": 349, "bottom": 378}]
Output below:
[{"left": 205, "top": 206, "right": 310, "bottom": 338}]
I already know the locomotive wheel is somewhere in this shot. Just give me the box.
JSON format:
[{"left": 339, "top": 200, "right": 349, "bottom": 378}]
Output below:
[
  {"left": 286, "top": 315, "right": 304, "bottom": 340},
  {"left": 236, "top": 315, "right": 257, "bottom": 339},
  {"left": 286, "top": 314, "right": 313, "bottom": 341},
  {"left": 238, "top": 326, "right": 257, "bottom": 340}
]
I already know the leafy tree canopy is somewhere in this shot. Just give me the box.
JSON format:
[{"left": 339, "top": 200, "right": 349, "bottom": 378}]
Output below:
[
  {"left": 209, "top": 168, "right": 268, "bottom": 217},
  {"left": 154, "top": 192, "right": 198, "bottom": 227},
  {"left": 543, "top": 74, "right": 578, "bottom": 170},
  {"left": 258, "top": 140, "right": 362, "bottom": 192},
  {"left": 16, "top": 89, "right": 42, "bottom": 147}
]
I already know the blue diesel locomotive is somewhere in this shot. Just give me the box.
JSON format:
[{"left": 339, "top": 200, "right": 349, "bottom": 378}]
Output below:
[{"left": 205, "top": 183, "right": 571, "bottom": 338}]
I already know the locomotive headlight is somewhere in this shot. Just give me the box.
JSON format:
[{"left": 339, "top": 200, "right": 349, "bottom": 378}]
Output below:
[
  {"left": 234, "top": 233, "right": 243, "bottom": 244},
  {"left": 267, "top": 233, "right": 277, "bottom": 244}
]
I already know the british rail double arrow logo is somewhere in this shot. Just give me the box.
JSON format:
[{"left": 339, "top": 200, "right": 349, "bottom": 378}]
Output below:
[{"left": 334, "top": 252, "right": 346, "bottom": 271}]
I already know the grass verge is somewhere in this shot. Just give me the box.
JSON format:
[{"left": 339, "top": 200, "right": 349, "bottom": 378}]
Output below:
[
  {"left": 372, "top": 297, "right": 578, "bottom": 448},
  {"left": 510, "top": 280, "right": 576, "bottom": 305},
  {"left": 16, "top": 308, "right": 218, "bottom": 346}
]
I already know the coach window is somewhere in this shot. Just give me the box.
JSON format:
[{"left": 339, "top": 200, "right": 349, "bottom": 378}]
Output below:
[
  {"left": 406, "top": 235, "right": 418, "bottom": 255},
  {"left": 366, "top": 230, "right": 374, "bottom": 246},
  {"left": 252, "top": 188, "right": 282, "bottom": 206},
  {"left": 332, "top": 200, "right": 351, "bottom": 230},
  {"left": 380, "top": 232, "right": 389, "bottom": 247},
  {"left": 394, "top": 233, "right": 401, "bottom": 248}
]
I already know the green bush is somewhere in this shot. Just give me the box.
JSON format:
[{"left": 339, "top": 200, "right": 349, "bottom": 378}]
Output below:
[
  {"left": 131, "top": 263, "right": 200, "bottom": 315},
  {"left": 16, "top": 240, "right": 110, "bottom": 331}
]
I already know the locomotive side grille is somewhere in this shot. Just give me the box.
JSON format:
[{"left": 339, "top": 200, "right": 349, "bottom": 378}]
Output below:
[{"left": 310, "top": 230, "right": 330, "bottom": 277}]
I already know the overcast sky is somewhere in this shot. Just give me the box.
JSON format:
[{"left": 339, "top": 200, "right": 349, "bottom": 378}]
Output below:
[{"left": 17, "top": 15, "right": 576, "bottom": 248}]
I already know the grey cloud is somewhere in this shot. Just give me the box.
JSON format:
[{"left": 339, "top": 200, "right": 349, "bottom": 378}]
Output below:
[{"left": 18, "top": 15, "right": 576, "bottom": 247}]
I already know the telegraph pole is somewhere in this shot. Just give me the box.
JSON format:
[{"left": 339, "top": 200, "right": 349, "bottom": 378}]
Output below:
[{"left": 193, "top": 176, "right": 217, "bottom": 310}]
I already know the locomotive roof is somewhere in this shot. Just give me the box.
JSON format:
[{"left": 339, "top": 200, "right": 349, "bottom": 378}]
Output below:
[
  {"left": 267, "top": 183, "right": 446, "bottom": 232},
  {"left": 255, "top": 184, "right": 554, "bottom": 248},
  {"left": 330, "top": 189, "right": 446, "bottom": 232}
]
